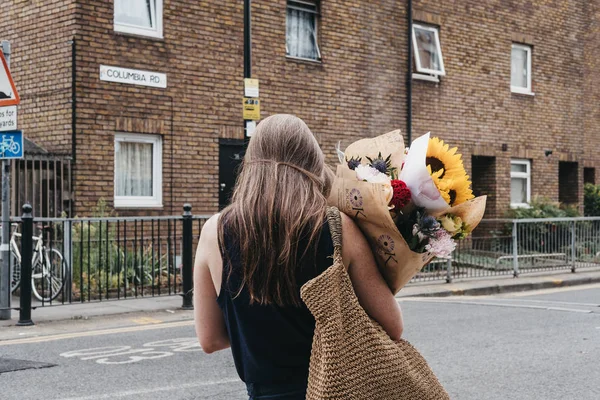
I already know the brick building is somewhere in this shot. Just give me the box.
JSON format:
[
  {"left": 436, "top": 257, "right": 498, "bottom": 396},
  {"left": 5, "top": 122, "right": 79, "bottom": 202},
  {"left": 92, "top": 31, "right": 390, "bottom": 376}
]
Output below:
[{"left": 1, "top": 0, "right": 598, "bottom": 217}]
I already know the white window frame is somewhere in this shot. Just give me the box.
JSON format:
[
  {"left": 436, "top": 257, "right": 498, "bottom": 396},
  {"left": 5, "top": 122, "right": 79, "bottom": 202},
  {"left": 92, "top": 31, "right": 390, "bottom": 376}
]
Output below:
[
  {"left": 412, "top": 23, "right": 446, "bottom": 76},
  {"left": 114, "top": 133, "right": 163, "bottom": 208},
  {"left": 511, "top": 43, "right": 533, "bottom": 95},
  {"left": 114, "top": 0, "right": 164, "bottom": 39},
  {"left": 510, "top": 159, "right": 531, "bottom": 208},
  {"left": 285, "top": 0, "right": 321, "bottom": 62}
]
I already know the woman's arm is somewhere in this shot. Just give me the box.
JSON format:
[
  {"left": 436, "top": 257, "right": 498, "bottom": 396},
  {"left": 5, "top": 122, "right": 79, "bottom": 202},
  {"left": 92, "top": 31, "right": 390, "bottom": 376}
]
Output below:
[
  {"left": 340, "top": 213, "right": 404, "bottom": 341},
  {"left": 193, "top": 214, "right": 231, "bottom": 354}
]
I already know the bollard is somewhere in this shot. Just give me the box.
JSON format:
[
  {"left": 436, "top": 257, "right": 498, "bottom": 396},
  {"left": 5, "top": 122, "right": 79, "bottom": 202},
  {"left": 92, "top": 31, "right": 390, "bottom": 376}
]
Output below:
[
  {"left": 181, "top": 204, "right": 194, "bottom": 310},
  {"left": 17, "top": 204, "right": 34, "bottom": 326}
]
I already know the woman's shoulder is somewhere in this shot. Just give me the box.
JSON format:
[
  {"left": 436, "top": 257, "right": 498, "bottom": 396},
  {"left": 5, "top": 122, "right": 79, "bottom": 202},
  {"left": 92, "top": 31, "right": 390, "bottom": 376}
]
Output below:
[{"left": 197, "top": 213, "right": 222, "bottom": 258}]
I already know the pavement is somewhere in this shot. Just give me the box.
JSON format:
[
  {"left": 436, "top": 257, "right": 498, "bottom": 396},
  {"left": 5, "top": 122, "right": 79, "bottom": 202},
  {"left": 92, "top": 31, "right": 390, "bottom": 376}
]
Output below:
[{"left": 1, "top": 267, "right": 599, "bottom": 328}]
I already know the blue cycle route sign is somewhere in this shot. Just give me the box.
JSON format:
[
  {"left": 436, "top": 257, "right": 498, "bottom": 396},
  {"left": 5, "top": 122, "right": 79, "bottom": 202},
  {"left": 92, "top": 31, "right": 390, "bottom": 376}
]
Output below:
[{"left": 0, "top": 130, "right": 23, "bottom": 159}]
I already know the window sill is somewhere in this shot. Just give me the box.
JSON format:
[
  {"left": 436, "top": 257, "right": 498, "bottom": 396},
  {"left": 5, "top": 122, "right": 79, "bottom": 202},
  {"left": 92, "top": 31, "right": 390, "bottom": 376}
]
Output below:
[
  {"left": 511, "top": 89, "right": 535, "bottom": 96},
  {"left": 114, "top": 204, "right": 164, "bottom": 210},
  {"left": 114, "top": 26, "right": 164, "bottom": 41},
  {"left": 114, "top": 198, "right": 163, "bottom": 209},
  {"left": 412, "top": 73, "right": 440, "bottom": 83},
  {"left": 286, "top": 55, "right": 322, "bottom": 65},
  {"left": 510, "top": 203, "right": 532, "bottom": 209}
]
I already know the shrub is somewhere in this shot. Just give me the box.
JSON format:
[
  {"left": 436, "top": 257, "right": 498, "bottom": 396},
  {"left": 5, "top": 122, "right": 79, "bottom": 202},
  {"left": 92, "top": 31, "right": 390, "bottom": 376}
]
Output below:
[
  {"left": 584, "top": 183, "right": 600, "bottom": 216},
  {"left": 505, "top": 196, "right": 580, "bottom": 219}
]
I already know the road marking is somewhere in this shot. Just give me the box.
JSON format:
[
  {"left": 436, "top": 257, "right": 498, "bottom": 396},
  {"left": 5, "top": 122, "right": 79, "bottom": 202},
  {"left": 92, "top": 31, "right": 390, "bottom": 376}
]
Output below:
[
  {"left": 0, "top": 320, "right": 195, "bottom": 346},
  {"left": 131, "top": 317, "right": 162, "bottom": 325},
  {"left": 399, "top": 298, "right": 595, "bottom": 313},
  {"left": 60, "top": 378, "right": 241, "bottom": 400}
]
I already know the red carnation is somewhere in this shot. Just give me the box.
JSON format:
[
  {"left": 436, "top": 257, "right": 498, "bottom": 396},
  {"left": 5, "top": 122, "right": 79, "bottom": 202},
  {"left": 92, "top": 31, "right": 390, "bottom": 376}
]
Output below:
[{"left": 390, "top": 179, "right": 411, "bottom": 210}]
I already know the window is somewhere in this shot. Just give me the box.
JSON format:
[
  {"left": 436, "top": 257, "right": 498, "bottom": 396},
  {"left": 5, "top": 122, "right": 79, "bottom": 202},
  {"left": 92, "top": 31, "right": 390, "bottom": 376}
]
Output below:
[
  {"left": 114, "top": 133, "right": 162, "bottom": 208},
  {"left": 114, "top": 0, "right": 163, "bottom": 39},
  {"left": 511, "top": 44, "right": 532, "bottom": 94},
  {"left": 584, "top": 167, "right": 595, "bottom": 185},
  {"left": 510, "top": 159, "right": 531, "bottom": 207},
  {"left": 286, "top": 1, "right": 321, "bottom": 61},
  {"left": 559, "top": 161, "right": 578, "bottom": 205},
  {"left": 412, "top": 23, "right": 445, "bottom": 77}
]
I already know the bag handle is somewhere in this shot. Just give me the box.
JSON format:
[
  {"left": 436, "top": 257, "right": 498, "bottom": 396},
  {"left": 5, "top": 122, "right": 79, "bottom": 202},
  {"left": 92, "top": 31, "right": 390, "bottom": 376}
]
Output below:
[{"left": 325, "top": 207, "right": 343, "bottom": 263}]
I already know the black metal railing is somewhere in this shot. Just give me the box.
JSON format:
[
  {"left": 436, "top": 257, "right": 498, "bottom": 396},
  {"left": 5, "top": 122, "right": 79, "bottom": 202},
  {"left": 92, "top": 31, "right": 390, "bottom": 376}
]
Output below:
[{"left": 11, "top": 203, "right": 210, "bottom": 322}]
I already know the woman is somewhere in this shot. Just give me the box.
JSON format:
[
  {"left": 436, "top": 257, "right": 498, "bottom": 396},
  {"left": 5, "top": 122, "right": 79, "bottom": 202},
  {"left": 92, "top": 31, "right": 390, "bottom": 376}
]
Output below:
[{"left": 194, "top": 114, "right": 403, "bottom": 400}]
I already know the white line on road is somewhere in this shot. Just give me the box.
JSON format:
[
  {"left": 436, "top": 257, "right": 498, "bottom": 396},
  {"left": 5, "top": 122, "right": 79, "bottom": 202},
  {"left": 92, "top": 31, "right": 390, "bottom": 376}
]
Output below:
[
  {"left": 399, "top": 298, "right": 595, "bottom": 313},
  {"left": 0, "top": 320, "right": 195, "bottom": 346},
  {"left": 59, "top": 378, "right": 241, "bottom": 400}
]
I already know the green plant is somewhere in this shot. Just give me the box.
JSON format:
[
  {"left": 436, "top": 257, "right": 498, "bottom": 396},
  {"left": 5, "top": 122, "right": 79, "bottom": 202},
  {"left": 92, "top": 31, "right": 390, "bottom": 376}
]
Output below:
[
  {"left": 69, "top": 198, "right": 179, "bottom": 300},
  {"left": 584, "top": 183, "right": 600, "bottom": 216},
  {"left": 505, "top": 196, "right": 580, "bottom": 219}
]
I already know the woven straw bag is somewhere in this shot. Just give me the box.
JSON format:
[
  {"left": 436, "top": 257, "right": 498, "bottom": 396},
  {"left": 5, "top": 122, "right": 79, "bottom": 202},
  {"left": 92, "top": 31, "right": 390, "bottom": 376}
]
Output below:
[{"left": 300, "top": 207, "right": 450, "bottom": 400}]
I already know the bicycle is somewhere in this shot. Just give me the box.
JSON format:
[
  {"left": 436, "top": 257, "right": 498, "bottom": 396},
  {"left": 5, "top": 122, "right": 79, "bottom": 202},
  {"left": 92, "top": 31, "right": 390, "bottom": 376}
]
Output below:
[
  {"left": 1, "top": 134, "right": 21, "bottom": 155},
  {"left": 9, "top": 223, "right": 67, "bottom": 302}
]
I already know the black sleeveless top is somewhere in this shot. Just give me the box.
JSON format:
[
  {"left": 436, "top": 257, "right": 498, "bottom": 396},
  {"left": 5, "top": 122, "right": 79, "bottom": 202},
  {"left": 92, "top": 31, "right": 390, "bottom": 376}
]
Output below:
[{"left": 217, "top": 219, "right": 334, "bottom": 385}]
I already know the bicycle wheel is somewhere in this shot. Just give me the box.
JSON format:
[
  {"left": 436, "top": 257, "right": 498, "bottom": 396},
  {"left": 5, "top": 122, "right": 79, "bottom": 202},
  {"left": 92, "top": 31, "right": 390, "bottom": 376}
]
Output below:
[
  {"left": 10, "top": 254, "right": 21, "bottom": 292},
  {"left": 32, "top": 248, "right": 67, "bottom": 302}
]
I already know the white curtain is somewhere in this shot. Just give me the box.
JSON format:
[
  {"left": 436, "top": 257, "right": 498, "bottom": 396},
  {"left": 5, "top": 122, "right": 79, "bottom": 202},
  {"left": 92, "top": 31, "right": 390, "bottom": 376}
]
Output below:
[
  {"left": 116, "top": 141, "right": 153, "bottom": 197},
  {"left": 286, "top": 8, "right": 318, "bottom": 59},
  {"left": 511, "top": 48, "right": 528, "bottom": 88},
  {"left": 115, "top": 0, "right": 154, "bottom": 28}
]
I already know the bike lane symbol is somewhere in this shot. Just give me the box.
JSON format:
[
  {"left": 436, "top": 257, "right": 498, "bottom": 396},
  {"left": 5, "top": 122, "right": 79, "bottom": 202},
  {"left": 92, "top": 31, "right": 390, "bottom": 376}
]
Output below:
[{"left": 0, "top": 130, "right": 23, "bottom": 159}]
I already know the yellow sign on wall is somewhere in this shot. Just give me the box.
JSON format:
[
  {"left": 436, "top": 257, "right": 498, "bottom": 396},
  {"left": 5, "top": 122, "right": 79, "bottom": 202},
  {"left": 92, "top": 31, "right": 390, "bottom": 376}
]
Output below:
[{"left": 243, "top": 97, "right": 260, "bottom": 120}]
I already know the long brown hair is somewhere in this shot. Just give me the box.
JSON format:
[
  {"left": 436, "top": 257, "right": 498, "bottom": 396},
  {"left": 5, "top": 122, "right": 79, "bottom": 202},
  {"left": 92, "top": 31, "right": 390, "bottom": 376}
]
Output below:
[{"left": 218, "top": 114, "right": 332, "bottom": 307}]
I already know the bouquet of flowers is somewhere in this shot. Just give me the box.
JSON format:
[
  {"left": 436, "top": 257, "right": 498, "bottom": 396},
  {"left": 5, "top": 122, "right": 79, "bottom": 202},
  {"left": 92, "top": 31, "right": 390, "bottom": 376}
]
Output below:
[{"left": 329, "top": 130, "right": 486, "bottom": 294}]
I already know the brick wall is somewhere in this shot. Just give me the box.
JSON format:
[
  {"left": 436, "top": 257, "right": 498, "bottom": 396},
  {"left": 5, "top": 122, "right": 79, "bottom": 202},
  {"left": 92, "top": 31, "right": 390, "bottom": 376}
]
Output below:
[
  {"left": 72, "top": 0, "right": 411, "bottom": 215},
  {"left": 0, "top": 0, "right": 76, "bottom": 154},
  {"left": 4, "top": 0, "right": 598, "bottom": 217},
  {"left": 73, "top": 0, "right": 245, "bottom": 215},
  {"left": 411, "top": 1, "right": 588, "bottom": 215}
]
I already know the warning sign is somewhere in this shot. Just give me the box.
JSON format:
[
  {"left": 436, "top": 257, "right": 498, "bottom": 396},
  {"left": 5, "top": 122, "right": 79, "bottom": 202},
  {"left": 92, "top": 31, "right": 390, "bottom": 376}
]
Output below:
[
  {"left": 243, "top": 98, "right": 260, "bottom": 120},
  {"left": 0, "top": 53, "right": 19, "bottom": 106}
]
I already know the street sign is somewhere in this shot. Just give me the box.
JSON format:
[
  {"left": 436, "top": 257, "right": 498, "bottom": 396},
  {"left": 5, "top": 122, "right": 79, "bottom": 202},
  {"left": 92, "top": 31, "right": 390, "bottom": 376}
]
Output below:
[
  {"left": 244, "top": 78, "right": 259, "bottom": 97},
  {"left": 0, "top": 106, "right": 17, "bottom": 131},
  {"left": 246, "top": 120, "right": 256, "bottom": 137},
  {"left": 100, "top": 65, "right": 167, "bottom": 89},
  {"left": 0, "top": 130, "right": 23, "bottom": 159},
  {"left": 0, "top": 53, "right": 19, "bottom": 106},
  {"left": 243, "top": 97, "right": 260, "bottom": 120}
]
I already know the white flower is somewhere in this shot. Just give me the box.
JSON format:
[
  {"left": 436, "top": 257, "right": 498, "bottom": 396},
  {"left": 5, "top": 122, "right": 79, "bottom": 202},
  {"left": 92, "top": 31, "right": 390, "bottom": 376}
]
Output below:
[
  {"left": 425, "top": 230, "right": 456, "bottom": 258},
  {"left": 399, "top": 132, "right": 449, "bottom": 213},
  {"left": 355, "top": 164, "right": 391, "bottom": 185}
]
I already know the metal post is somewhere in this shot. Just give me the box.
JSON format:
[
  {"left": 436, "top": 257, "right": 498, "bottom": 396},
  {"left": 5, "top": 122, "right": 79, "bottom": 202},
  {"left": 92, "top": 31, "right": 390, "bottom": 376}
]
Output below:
[
  {"left": 17, "top": 204, "right": 34, "bottom": 326},
  {"left": 570, "top": 221, "right": 576, "bottom": 273},
  {"left": 512, "top": 221, "right": 519, "bottom": 278},
  {"left": 243, "top": 0, "right": 252, "bottom": 140},
  {"left": 445, "top": 257, "right": 452, "bottom": 283},
  {"left": 0, "top": 40, "right": 12, "bottom": 320},
  {"left": 181, "top": 203, "right": 193, "bottom": 310}
]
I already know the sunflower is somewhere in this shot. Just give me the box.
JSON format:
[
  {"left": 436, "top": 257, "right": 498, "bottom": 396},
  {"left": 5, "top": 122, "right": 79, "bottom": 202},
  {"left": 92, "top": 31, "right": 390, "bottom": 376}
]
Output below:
[
  {"left": 426, "top": 137, "right": 474, "bottom": 206},
  {"left": 446, "top": 174, "right": 474, "bottom": 206},
  {"left": 428, "top": 166, "right": 451, "bottom": 204},
  {"left": 426, "top": 137, "right": 465, "bottom": 181}
]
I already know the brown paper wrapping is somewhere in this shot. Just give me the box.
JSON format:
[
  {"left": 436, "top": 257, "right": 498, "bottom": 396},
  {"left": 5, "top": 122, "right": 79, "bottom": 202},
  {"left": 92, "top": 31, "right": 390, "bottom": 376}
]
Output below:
[
  {"left": 329, "top": 131, "right": 487, "bottom": 294},
  {"left": 329, "top": 164, "right": 435, "bottom": 294}
]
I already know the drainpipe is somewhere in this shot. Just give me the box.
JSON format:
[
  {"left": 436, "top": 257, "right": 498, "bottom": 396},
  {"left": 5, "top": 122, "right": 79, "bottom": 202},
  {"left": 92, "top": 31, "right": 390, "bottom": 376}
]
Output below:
[
  {"left": 71, "top": 37, "right": 76, "bottom": 163},
  {"left": 407, "top": 0, "right": 413, "bottom": 145}
]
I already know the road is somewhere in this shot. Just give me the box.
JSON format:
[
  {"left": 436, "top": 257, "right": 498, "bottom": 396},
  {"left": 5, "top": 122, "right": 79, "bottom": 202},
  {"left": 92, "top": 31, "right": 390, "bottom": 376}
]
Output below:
[{"left": 0, "top": 284, "right": 599, "bottom": 400}]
